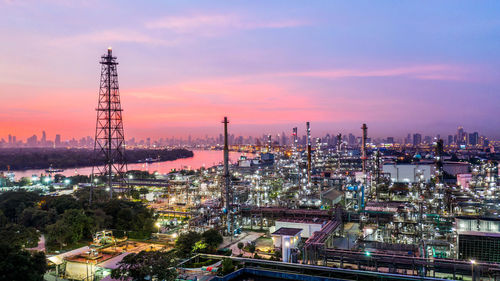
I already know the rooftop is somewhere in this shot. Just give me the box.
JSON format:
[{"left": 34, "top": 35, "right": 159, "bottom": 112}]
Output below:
[{"left": 272, "top": 227, "right": 302, "bottom": 236}]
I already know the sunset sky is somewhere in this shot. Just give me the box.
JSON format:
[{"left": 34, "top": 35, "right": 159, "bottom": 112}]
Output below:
[{"left": 1, "top": 0, "right": 499, "bottom": 140}]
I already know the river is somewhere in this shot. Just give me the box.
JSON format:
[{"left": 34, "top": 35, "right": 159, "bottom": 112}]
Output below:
[{"left": 8, "top": 150, "right": 252, "bottom": 180}]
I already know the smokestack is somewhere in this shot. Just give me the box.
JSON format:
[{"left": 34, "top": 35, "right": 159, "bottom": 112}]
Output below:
[
  {"left": 361, "top": 123, "right": 368, "bottom": 174},
  {"left": 267, "top": 134, "right": 272, "bottom": 152},
  {"left": 222, "top": 117, "right": 231, "bottom": 237},
  {"left": 307, "top": 122, "right": 311, "bottom": 185},
  {"left": 293, "top": 127, "right": 298, "bottom": 148}
]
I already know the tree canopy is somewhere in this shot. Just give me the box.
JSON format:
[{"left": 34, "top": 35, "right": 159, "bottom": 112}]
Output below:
[{"left": 111, "top": 251, "right": 177, "bottom": 281}]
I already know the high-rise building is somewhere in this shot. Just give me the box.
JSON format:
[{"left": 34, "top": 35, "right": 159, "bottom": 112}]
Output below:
[
  {"left": 348, "top": 133, "right": 356, "bottom": 146},
  {"left": 55, "top": 134, "right": 61, "bottom": 147},
  {"left": 413, "top": 133, "right": 422, "bottom": 146},
  {"left": 457, "top": 126, "right": 465, "bottom": 145},
  {"left": 469, "top": 132, "right": 479, "bottom": 146},
  {"left": 27, "top": 135, "right": 38, "bottom": 146},
  {"left": 405, "top": 133, "right": 412, "bottom": 145},
  {"left": 447, "top": 135, "right": 453, "bottom": 145}
]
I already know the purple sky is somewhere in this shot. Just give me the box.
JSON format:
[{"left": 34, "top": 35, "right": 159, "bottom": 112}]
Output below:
[{"left": 0, "top": 0, "right": 499, "bottom": 140}]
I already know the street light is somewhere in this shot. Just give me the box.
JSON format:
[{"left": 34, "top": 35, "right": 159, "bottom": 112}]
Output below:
[{"left": 155, "top": 222, "right": 161, "bottom": 234}]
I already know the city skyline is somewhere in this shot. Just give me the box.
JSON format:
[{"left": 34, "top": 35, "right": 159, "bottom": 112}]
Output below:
[
  {"left": 0, "top": 124, "right": 491, "bottom": 148},
  {"left": 1, "top": 1, "right": 500, "bottom": 139}
]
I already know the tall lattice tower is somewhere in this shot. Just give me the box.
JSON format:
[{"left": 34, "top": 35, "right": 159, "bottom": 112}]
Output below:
[{"left": 91, "top": 47, "right": 127, "bottom": 200}]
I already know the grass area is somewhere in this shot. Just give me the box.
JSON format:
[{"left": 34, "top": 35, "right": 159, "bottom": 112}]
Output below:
[{"left": 242, "top": 228, "right": 268, "bottom": 233}]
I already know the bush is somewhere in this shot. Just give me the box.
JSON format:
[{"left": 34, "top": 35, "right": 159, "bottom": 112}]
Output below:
[{"left": 220, "top": 258, "right": 235, "bottom": 275}]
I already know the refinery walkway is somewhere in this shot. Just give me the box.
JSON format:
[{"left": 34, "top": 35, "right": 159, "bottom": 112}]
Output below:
[{"left": 220, "top": 231, "right": 264, "bottom": 257}]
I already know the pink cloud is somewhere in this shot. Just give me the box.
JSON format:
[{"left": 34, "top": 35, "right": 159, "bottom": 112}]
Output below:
[
  {"left": 276, "top": 64, "right": 469, "bottom": 81},
  {"left": 145, "top": 14, "right": 309, "bottom": 36}
]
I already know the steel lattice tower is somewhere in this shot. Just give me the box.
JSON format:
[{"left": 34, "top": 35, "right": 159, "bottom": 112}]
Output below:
[{"left": 91, "top": 47, "right": 127, "bottom": 200}]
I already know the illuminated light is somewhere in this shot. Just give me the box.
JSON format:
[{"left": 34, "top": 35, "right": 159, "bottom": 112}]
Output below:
[
  {"left": 285, "top": 241, "right": 290, "bottom": 247},
  {"left": 172, "top": 233, "right": 178, "bottom": 238},
  {"left": 470, "top": 259, "right": 476, "bottom": 264},
  {"left": 365, "top": 251, "right": 371, "bottom": 257},
  {"left": 155, "top": 222, "right": 161, "bottom": 228}
]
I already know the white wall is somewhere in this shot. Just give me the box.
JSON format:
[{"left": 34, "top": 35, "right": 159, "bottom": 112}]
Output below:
[
  {"left": 383, "top": 164, "right": 435, "bottom": 183},
  {"left": 274, "top": 221, "right": 323, "bottom": 238}
]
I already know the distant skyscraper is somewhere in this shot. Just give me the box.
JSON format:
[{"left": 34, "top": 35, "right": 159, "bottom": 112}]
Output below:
[
  {"left": 457, "top": 126, "right": 465, "bottom": 145},
  {"left": 448, "top": 135, "right": 453, "bottom": 145},
  {"left": 348, "top": 133, "right": 356, "bottom": 146},
  {"left": 41, "top": 130, "right": 46, "bottom": 144},
  {"left": 55, "top": 134, "right": 61, "bottom": 147},
  {"left": 27, "top": 134, "right": 37, "bottom": 146},
  {"left": 469, "top": 132, "right": 479, "bottom": 146},
  {"left": 413, "top": 133, "right": 422, "bottom": 146},
  {"left": 406, "top": 133, "right": 412, "bottom": 145}
]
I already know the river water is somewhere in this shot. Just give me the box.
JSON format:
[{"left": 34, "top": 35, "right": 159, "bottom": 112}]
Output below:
[{"left": 9, "top": 150, "right": 251, "bottom": 180}]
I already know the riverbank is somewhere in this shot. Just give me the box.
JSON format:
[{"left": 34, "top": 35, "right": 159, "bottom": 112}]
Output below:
[
  {"left": 6, "top": 150, "right": 253, "bottom": 180},
  {"left": 0, "top": 147, "right": 193, "bottom": 171}
]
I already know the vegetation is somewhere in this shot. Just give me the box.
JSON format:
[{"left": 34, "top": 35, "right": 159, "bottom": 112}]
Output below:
[
  {"left": 0, "top": 243, "right": 47, "bottom": 281},
  {"left": 0, "top": 147, "right": 193, "bottom": 170},
  {"left": 220, "top": 258, "right": 235, "bottom": 275},
  {"left": 0, "top": 200, "right": 46, "bottom": 281},
  {"left": 175, "top": 229, "right": 223, "bottom": 257},
  {"left": 111, "top": 251, "right": 177, "bottom": 281},
  {"left": 0, "top": 190, "right": 155, "bottom": 251}
]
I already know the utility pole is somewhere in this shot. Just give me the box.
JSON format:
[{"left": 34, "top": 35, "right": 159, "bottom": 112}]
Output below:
[
  {"left": 222, "top": 117, "right": 232, "bottom": 239},
  {"left": 306, "top": 122, "right": 312, "bottom": 185}
]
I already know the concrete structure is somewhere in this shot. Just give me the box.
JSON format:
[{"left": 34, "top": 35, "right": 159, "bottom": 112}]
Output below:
[
  {"left": 456, "top": 216, "right": 500, "bottom": 233},
  {"left": 271, "top": 219, "right": 325, "bottom": 238},
  {"left": 321, "top": 188, "right": 343, "bottom": 206},
  {"left": 272, "top": 227, "right": 302, "bottom": 263},
  {"left": 443, "top": 161, "right": 470, "bottom": 176},
  {"left": 457, "top": 173, "right": 472, "bottom": 189},
  {"left": 383, "top": 163, "right": 435, "bottom": 183}
]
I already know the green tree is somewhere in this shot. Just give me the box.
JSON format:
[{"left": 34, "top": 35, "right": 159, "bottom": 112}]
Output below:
[
  {"left": 237, "top": 242, "right": 244, "bottom": 254},
  {"left": 192, "top": 240, "right": 208, "bottom": 253},
  {"left": 220, "top": 258, "right": 235, "bottom": 275},
  {"left": 248, "top": 243, "right": 256, "bottom": 255},
  {"left": 139, "top": 187, "right": 149, "bottom": 197},
  {"left": 130, "top": 189, "right": 141, "bottom": 200},
  {"left": 175, "top": 231, "right": 202, "bottom": 257},
  {"left": 0, "top": 224, "right": 40, "bottom": 248},
  {"left": 202, "top": 229, "right": 223, "bottom": 248},
  {"left": 46, "top": 209, "right": 92, "bottom": 249},
  {"left": 111, "top": 251, "right": 177, "bottom": 281},
  {"left": 0, "top": 244, "right": 47, "bottom": 281},
  {"left": 0, "top": 191, "right": 39, "bottom": 222},
  {"left": 41, "top": 195, "right": 81, "bottom": 214}
]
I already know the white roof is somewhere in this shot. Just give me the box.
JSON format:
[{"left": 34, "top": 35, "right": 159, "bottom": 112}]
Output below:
[{"left": 47, "top": 246, "right": 90, "bottom": 265}]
